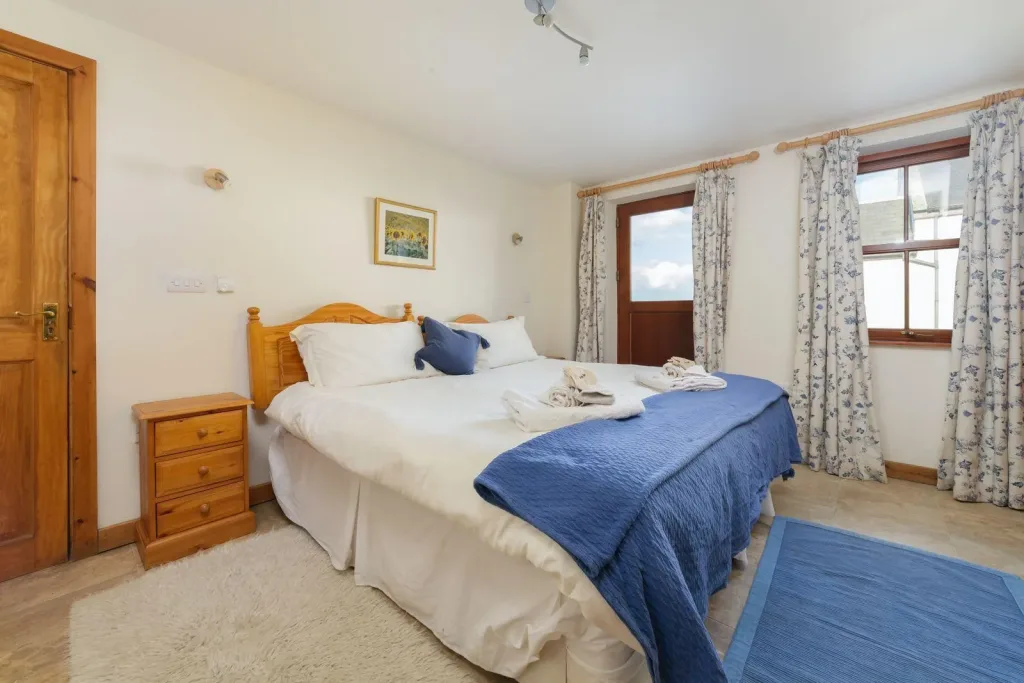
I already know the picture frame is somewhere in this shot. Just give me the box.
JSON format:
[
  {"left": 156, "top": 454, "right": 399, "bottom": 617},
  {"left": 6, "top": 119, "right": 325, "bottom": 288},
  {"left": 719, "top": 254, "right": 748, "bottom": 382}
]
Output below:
[{"left": 373, "top": 198, "right": 437, "bottom": 270}]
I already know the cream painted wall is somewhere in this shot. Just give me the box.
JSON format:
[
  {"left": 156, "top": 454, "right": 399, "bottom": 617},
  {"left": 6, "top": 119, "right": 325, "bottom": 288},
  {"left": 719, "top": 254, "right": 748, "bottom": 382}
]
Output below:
[
  {"left": 580, "top": 85, "right": 1022, "bottom": 470},
  {"left": 526, "top": 182, "right": 582, "bottom": 359},
  {"left": 2, "top": 0, "right": 552, "bottom": 526}
]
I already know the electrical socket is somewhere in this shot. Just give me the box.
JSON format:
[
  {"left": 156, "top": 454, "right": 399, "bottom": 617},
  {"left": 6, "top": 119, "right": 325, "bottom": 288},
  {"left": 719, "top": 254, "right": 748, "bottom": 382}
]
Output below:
[{"left": 167, "top": 276, "right": 208, "bottom": 293}]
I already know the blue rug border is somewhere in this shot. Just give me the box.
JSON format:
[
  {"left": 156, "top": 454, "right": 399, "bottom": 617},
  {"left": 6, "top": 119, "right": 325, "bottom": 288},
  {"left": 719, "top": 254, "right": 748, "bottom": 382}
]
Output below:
[
  {"left": 722, "top": 516, "right": 1024, "bottom": 682},
  {"left": 723, "top": 517, "right": 789, "bottom": 681}
]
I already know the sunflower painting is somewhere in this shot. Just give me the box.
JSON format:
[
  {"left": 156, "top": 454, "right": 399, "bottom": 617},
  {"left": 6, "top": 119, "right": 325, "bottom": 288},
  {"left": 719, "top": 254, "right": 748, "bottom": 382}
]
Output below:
[{"left": 374, "top": 198, "right": 437, "bottom": 270}]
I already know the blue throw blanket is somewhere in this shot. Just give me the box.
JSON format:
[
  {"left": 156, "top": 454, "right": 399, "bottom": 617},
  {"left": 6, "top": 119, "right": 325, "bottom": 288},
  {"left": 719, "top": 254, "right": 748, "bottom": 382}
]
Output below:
[{"left": 474, "top": 373, "right": 802, "bottom": 683}]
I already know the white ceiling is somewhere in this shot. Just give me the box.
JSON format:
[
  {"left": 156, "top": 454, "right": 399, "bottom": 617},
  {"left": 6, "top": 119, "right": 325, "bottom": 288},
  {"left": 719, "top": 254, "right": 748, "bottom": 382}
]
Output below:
[{"left": 54, "top": 0, "right": 1024, "bottom": 185}]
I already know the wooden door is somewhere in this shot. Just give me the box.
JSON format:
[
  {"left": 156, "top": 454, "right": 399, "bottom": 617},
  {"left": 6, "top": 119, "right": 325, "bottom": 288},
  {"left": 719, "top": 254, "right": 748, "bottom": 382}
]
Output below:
[
  {"left": 0, "top": 51, "right": 70, "bottom": 582},
  {"left": 616, "top": 192, "right": 695, "bottom": 366}
]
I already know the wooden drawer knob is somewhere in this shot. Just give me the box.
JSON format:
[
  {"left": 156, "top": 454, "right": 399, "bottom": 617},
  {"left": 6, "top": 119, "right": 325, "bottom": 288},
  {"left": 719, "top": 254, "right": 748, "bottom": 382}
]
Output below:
[
  {"left": 197, "top": 465, "right": 210, "bottom": 477},
  {"left": 199, "top": 503, "right": 211, "bottom": 516},
  {"left": 197, "top": 428, "right": 209, "bottom": 438}
]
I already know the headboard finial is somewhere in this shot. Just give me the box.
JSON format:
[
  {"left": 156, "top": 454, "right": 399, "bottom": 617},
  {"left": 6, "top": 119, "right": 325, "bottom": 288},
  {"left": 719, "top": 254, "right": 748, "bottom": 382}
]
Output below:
[
  {"left": 247, "top": 307, "right": 261, "bottom": 322},
  {"left": 402, "top": 303, "right": 414, "bottom": 321}
]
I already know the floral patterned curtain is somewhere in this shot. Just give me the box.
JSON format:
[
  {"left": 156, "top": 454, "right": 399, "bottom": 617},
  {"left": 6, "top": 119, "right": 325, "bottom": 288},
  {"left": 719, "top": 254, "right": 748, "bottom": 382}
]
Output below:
[
  {"left": 576, "top": 194, "right": 607, "bottom": 362},
  {"left": 939, "top": 97, "right": 1024, "bottom": 510},
  {"left": 789, "top": 136, "right": 887, "bottom": 481},
  {"left": 692, "top": 169, "right": 735, "bottom": 372}
]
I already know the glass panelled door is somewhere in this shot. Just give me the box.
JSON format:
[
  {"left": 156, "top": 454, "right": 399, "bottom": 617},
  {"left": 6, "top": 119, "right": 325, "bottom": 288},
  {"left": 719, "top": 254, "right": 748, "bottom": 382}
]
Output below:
[{"left": 616, "top": 192, "right": 695, "bottom": 365}]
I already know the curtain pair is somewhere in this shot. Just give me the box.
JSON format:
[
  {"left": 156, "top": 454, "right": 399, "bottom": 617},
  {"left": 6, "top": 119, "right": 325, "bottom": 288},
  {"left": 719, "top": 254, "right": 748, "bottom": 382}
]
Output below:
[
  {"left": 793, "top": 96, "right": 1024, "bottom": 504},
  {"left": 575, "top": 174, "right": 734, "bottom": 368}
]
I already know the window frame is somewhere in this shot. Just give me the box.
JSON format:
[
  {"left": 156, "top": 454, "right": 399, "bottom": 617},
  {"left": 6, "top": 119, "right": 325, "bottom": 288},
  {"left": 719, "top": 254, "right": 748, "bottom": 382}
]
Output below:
[{"left": 858, "top": 136, "right": 970, "bottom": 347}]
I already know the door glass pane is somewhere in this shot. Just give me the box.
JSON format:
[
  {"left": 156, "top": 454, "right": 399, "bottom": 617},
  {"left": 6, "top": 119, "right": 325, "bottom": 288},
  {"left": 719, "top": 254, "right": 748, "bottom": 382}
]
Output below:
[
  {"left": 856, "top": 168, "right": 905, "bottom": 245},
  {"left": 908, "top": 157, "right": 970, "bottom": 241},
  {"left": 909, "top": 248, "right": 958, "bottom": 329},
  {"left": 630, "top": 207, "right": 693, "bottom": 302},
  {"left": 863, "top": 252, "right": 905, "bottom": 328}
]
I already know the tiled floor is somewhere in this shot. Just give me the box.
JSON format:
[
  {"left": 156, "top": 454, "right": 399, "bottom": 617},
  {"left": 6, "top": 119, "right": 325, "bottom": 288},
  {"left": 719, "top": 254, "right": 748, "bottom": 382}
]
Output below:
[
  {"left": 1, "top": 467, "right": 1021, "bottom": 681},
  {"left": 704, "top": 465, "right": 1024, "bottom": 656}
]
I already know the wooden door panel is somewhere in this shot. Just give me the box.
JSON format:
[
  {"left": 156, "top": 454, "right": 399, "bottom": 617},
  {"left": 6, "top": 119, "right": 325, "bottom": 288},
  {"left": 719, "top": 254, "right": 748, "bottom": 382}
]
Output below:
[
  {"left": 0, "top": 363, "right": 33, "bottom": 544},
  {"left": 0, "top": 78, "right": 32, "bottom": 316},
  {"left": 628, "top": 311, "right": 694, "bottom": 368},
  {"left": 0, "top": 52, "right": 69, "bottom": 582}
]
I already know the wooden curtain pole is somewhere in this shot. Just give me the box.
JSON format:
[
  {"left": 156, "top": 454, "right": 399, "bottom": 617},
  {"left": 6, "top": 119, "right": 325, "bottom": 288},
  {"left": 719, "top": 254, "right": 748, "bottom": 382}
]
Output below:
[
  {"left": 576, "top": 150, "right": 760, "bottom": 199},
  {"left": 775, "top": 87, "right": 1024, "bottom": 154}
]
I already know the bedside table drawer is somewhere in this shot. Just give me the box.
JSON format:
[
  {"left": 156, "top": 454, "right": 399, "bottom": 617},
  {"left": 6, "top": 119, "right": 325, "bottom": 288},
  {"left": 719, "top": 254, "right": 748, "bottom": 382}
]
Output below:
[
  {"left": 154, "top": 409, "right": 244, "bottom": 457},
  {"left": 154, "top": 444, "right": 244, "bottom": 498},
  {"left": 156, "top": 481, "right": 246, "bottom": 537}
]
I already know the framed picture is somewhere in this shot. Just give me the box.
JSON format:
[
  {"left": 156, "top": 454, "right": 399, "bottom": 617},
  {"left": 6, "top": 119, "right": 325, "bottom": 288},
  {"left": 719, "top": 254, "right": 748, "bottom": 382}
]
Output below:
[{"left": 373, "top": 198, "right": 437, "bottom": 270}]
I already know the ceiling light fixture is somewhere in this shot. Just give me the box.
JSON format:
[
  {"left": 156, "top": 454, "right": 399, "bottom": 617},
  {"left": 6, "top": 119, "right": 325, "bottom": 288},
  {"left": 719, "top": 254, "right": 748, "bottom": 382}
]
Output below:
[{"left": 525, "top": 0, "right": 593, "bottom": 66}]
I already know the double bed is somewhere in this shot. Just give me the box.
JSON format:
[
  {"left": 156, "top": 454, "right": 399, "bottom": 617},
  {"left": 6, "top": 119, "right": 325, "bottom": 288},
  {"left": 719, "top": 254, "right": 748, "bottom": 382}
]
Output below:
[{"left": 246, "top": 303, "right": 790, "bottom": 683}]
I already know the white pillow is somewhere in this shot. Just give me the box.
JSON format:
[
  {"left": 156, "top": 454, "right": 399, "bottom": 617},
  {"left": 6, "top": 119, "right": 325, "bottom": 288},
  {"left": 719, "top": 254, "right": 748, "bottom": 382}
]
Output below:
[
  {"left": 448, "top": 316, "right": 539, "bottom": 369},
  {"left": 290, "top": 321, "right": 439, "bottom": 388}
]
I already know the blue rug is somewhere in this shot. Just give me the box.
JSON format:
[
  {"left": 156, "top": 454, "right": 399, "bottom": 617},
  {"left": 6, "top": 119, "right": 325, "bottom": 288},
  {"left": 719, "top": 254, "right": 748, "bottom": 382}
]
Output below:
[{"left": 724, "top": 517, "right": 1024, "bottom": 683}]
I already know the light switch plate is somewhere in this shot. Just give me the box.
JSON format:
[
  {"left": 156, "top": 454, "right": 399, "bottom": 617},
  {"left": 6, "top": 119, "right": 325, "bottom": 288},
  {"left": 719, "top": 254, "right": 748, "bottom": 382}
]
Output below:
[
  {"left": 166, "top": 276, "right": 208, "bottom": 293},
  {"left": 216, "top": 277, "right": 236, "bottom": 293}
]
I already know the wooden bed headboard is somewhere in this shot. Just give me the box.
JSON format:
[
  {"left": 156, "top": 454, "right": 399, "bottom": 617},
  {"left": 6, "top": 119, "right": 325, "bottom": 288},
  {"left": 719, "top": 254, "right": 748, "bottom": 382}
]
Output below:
[
  {"left": 453, "top": 314, "right": 491, "bottom": 323},
  {"left": 246, "top": 303, "right": 415, "bottom": 410},
  {"left": 414, "top": 314, "right": 510, "bottom": 325}
]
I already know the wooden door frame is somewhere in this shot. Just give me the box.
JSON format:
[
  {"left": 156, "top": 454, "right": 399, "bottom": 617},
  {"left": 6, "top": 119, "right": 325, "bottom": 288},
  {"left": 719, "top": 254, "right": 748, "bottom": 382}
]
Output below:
[
  {"left": 0, "top": 29, "right": 98, "bottom": 561},
  {"left": 615, "top": 191, "right": 695, "bottom": 363}
]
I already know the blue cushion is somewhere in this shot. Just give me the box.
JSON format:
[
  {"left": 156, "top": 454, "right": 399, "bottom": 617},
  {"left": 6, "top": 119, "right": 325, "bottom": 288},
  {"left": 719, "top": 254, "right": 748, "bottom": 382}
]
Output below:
[{"left": 415, "top": 317, "right": 490, "bottom": 376}]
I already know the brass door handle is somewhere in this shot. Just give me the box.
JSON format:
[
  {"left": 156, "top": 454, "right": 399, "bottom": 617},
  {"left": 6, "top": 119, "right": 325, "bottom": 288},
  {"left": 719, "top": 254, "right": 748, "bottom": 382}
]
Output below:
[
  {"left": 4, "top": 304, "right": 59, "bottom": 341},
  {"left": 0, "top": 310, "right": 55, "bottom": 319},
  {"left": 9, "top": 310, "right": 54, "bottom": 317}
]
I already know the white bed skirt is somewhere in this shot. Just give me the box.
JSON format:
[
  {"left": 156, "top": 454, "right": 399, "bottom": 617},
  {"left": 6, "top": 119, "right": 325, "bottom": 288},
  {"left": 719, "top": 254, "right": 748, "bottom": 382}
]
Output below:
[{"left": 268, "top": 427, "right": 774, "bottom": 683}]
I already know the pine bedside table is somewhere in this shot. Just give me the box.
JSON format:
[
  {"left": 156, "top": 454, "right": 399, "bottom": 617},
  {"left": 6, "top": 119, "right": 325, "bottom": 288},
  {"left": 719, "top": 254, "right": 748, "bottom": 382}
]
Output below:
[{"left": 132, "top": 392, "right": 256, "bottom": 568}]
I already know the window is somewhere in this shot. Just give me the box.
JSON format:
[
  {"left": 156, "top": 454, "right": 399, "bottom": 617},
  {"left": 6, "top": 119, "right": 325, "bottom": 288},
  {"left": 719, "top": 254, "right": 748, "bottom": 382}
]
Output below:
[
  {"left": 629, "top": 205, "right": 694, "bottom": 302},
  {"left": 856, "top": 137, "right": 970, "bottom": 346}
]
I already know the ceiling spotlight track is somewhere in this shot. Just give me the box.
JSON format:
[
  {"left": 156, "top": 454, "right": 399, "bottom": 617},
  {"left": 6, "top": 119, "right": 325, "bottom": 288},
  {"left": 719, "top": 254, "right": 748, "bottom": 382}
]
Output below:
[{"left": 524, "top": 0, "right": 593, "bottom": 66}]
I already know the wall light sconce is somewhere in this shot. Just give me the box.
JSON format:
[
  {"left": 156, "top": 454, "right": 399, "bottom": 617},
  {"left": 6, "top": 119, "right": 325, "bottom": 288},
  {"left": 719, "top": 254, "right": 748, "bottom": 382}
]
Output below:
[
  {"left": 511, "top": 232, "right": 524, "bottom": 246},
  {"left": 203, "top": 168, "right": 231, "bottom": 190}
]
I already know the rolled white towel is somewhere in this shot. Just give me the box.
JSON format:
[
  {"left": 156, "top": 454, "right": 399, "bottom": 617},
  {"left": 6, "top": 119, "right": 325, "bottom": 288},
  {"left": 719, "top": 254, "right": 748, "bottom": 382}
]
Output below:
[
  {"left": 541, "top": 384, "right": 582, "bottom": 408},
  {"left": 558, "top": 365, "right": 616, "bottom": 405},
  {"left": 662, "top": 363, "right": 688, "bottom": 379},
  {"left": 502, "top": 390, "right": 645, "bottom": 433},
  {"left": 562, "top": 366, "right": 598, "bottom": 391}
]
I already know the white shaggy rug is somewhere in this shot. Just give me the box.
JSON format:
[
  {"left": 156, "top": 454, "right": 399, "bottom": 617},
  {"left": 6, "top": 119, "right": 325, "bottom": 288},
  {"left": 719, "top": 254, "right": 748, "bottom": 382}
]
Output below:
[{"left": 70, "top": 526, "right": 503, "bottom": 682}]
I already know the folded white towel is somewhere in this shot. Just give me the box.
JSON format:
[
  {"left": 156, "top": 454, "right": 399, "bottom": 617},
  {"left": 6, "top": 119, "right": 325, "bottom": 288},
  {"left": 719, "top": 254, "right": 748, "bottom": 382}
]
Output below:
[
  {"left": 541, "top": 384, "right": 582, "bottom": 408},
  {"left": 562, "top": 366, "right": 598, "bottom": 391},
  {"left": 578, "top": 385, "right": 615, "bottom": 406},
  {"left": 666, "top": 356, "right": 696, "bottom": 370},
  {"left": 502, "top": 390, "right": 645, "bottom": 433},
  {"left": 635, "top": 368, "right": 728, "bottom": 393}
]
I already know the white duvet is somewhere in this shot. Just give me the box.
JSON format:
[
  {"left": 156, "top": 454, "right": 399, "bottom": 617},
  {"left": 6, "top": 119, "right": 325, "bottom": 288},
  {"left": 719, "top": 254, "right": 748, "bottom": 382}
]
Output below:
[{"left": 267, "top": 357, "right": 654, "bottom": 652}]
